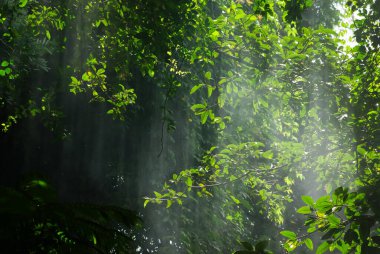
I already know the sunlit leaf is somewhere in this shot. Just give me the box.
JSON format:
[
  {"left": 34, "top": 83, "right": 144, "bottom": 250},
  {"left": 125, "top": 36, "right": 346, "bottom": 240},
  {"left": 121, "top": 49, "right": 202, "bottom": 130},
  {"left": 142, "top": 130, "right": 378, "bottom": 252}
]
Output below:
[
  {"left": 190, "top": 104, "right": 205, "bottom": 111},
  {"left": 316, "top": 241, "right": 329, "bottom": 254},
  {"left": 218, "top": 78, "right": 227, "bottom": 85},
  {"left": 82, "top": 72, "right": 90, "bottom": 81},
  {"left": 280, "top": 230, "right": 297, "bottom": 240},
  {"left": 301, "top": 195, "right": 314, "bottom": 206},
  {"left": 262, "top": 150, "right": 273, "bottom": 159},
  {"left": 190, "top": 84, "right": 203, "bottom": 94},
  {"left": 230, "top": 195, "right": 240, "bottom": 204},
  {"left": 185, "top": 177, "right": 193, "bottom": 187},
  {"left": 92, "top": 234, "right": 97, "bottom": 245},
  {"left": 1, "top": 61, "right": 9, "bottom": 67},
  {"left": 201, "top": 111, "right": 209, "bottom": 124},
  {"left": 207, "top": 85, "right": 213, "bottom": 97},
  {"left": 297, "top": 206, "right": 311, "bottom": 214},
  {"left": 304, "top": 238, "right": 313, "bottom": 250},
  {"left": 154, "top": 191, "right": 162, "bottom": 198},
  {"left": 19, "top": 0, "right": 28, "bottom": 7}
]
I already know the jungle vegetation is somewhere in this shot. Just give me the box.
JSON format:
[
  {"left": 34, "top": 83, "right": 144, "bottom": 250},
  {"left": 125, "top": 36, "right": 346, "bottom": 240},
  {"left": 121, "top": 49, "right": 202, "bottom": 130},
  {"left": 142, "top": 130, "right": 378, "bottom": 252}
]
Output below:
[{"left": 0, "top": 0, "right": 379, "bottom": 253}]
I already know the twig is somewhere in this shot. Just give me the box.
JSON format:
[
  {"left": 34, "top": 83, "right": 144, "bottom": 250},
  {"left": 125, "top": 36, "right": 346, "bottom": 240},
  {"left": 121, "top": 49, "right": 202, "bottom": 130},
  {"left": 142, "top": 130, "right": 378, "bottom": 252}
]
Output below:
[{"left": 189, "top": 164, "right": 288, "bottom": 188}]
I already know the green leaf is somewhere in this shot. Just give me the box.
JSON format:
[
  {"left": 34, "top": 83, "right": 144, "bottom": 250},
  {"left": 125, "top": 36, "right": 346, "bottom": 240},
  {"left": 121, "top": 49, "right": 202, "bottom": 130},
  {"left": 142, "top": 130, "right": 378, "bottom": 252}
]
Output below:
[
  {"left": 96, "top": 68, "right": 105, "bottom": 75},
  {"left": 262, "top": 150, "right": 273, "bottom": 159},
  {"left": 29, "top": 180, "right": 48, "bottom": 188},
  {"left": 327, "top": 215, "right": 340, "bottom": 226},
  {"left": 284, "top": 240, "right": 298, "bottom": 252},
  {"left": 230, "top": 195, "right": 240, "bottom": 204},
  {"left": 190, "top": 104, "right": 205, "bottom": 111},
  {"left": 218, "top": 78, "right": 227, "bottom": 85},
  {"left": 46, "top": 30, "right": 51, "bottom": 40},
  {"left": 185, "top": 177, "right": 193, "bottom": 187},
  {"left": 70, "top": 76, "right": 79, "bottom": 84},
  {"left": 19, "top": 0, "right": 28, "bottom": 7},
  {"left": 166, "top": 199, "right": 172, "bottom": 208},
  {"left": 316, "top": 241, "right": 329, "bottom": 254},
  {"left": 305, "top": 0, "right": 313, "bottom": 7},
  {"left": 210, "top": 30, "right": 220, "bottom": 41},
  {"left": 1, "top": 61, "right": 9, "bottom": 67},
  {"left": 153, "top": 191, "right": 162, "bottom": 198},
  {"left": 92, "top": 234, "right": 97, "bottom": 245},
  {"left": 148, "top": 69, "right": 155, "bottom": 77},
  {"left": 201, "top": 111, "right": 209, "bottom": 124},
  {"left": 190, "top": 84, "right": 203, "bottom": 94},
  {"left": 259, "top": 189, "right": 268, "bottom": 201},
  {"left": 143, "top": 199, "right": 149, "bottom": 208},
  {"left": 205, "top": 71, "right": 212, "bottom": 80},
  {"left": 280, "top": 231, "right": 297, "bottom": 240},
  {"left": 207, "top": 85, "right": 213, "bottom": 97},
  {"left": 301, "top": 195, "right": 314, "bottom": 206},
  {"left": 315, "top": 196, "right": 332, "bottom": 212},
  {"left": 297, "top": 206, "right": 311, "bottom": 214},
  {"left": 82, "top": 72, "right": 90, "bottom": 81},
  {"left": 0, "top": 70, "right": 5, "bottom": 76},
  {"left": 235, "top": 9, "right": 246, "bottom": 19},
  {"left": 357, "top": 146, "right": 367, "bottom": 155},
  {"left": 304, "top": 238, "right": 313, "bottom": 250}
]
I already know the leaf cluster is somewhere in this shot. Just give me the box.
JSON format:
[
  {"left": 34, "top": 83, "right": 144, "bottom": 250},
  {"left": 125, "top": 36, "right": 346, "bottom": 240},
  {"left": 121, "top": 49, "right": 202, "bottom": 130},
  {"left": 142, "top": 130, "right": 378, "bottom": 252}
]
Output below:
[{"left": 0, "top": 178, "right": 141, "bottom": 253}]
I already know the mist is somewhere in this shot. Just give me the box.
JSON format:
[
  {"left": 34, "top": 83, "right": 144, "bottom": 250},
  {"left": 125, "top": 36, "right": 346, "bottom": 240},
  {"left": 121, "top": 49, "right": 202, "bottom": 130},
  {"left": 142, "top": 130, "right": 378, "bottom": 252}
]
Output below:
[{"left": 0, "top": 0, "right": 379, "bottom": 253}]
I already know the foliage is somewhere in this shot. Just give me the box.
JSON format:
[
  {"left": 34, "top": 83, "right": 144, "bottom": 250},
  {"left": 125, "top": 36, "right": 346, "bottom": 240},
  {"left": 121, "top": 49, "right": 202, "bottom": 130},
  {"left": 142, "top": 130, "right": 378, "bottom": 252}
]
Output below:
[
  {"left": 282, "top": 187, "right": 380, "bottom": 253},
  {"left": 143, "top": 0, "right": 379, "bottom": 252},
  {"left": 0, "top": 178, "right": 141, "bottom": 253},
  {"left": 279, "top": 0, "right": 380, "bottom": 252},
  {"left": 0, "top": 0, "right": 379, "bottom": 253}
]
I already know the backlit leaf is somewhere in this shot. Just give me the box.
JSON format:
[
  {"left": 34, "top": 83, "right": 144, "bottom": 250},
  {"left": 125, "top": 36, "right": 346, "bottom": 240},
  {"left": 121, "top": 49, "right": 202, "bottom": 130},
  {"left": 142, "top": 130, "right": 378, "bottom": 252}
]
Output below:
[
  {"left": 190, "top": 84, "right": 203, "bottom": 94},
  {"left": 316, "top": 241, "right": 329, "bottom": 254},
  {"left": 19, "top": 0, "right": 28, "bottom": 7},
  {"left": 304, "top": 238, "right": 313, "bottom": 250},
  {"left": 280, "top": 230, "right": 297, "bottom": 240},
  {"left": 297, "top": 206, "right": 311, "bottom": 214},
  {"left": 301, "top": 195, "right": 314, "bottom": 206}
]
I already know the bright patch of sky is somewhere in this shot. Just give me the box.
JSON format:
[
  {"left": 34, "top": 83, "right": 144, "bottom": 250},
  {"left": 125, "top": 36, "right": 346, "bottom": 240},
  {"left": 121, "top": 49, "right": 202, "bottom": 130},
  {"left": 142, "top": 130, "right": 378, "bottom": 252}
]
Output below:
[{"left": 334, "top": 2, "right": 358, "bottom": 48}]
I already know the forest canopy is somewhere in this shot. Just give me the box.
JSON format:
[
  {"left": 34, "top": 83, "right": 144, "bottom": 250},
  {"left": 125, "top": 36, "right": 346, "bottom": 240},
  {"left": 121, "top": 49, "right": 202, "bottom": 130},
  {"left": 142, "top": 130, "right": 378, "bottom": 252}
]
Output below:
[{"left": 0, "top": 0, "right": 379, "bottom": 253}]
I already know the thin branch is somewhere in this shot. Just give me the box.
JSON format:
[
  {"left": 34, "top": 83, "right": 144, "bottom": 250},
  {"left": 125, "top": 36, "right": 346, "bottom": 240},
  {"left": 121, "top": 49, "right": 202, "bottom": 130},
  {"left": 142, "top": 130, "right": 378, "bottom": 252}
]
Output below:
[{"left": 189, "top": 164, "right": 288, "bottom": 188}]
